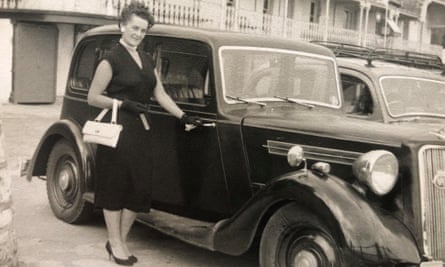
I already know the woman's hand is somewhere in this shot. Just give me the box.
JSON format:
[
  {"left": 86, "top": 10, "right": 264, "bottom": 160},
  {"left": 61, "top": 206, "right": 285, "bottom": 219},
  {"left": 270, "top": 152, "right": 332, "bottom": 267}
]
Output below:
[{"left": 180, "top": 114, "right": 203, "bottom": 126}]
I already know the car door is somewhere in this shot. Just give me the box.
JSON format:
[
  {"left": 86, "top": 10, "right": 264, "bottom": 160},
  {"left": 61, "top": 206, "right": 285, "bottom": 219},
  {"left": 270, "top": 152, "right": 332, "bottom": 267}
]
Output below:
[{"left": 145, "top": 36, "right": 230, "bottom": 221}]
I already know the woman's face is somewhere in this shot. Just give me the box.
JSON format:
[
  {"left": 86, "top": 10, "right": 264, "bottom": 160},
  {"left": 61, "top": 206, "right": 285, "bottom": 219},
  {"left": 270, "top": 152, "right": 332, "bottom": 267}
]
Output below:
[{"left": 121, "top": 14, "right": 149, "bottom": 47}]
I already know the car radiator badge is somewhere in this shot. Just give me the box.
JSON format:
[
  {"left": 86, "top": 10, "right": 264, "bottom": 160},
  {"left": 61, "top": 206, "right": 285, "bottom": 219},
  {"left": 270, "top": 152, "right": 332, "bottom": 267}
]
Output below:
[{"left": 433, "top": 170, "right": 445, "bottom": 189}]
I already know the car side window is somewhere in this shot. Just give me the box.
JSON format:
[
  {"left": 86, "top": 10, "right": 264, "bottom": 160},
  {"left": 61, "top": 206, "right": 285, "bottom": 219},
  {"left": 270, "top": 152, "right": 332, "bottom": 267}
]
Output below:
[
  {"left": 71, "top": 38, "right": 118, "bottom": 93},
  {"left": 147, "top": 37, "right": 210, "bottom": 105},
  {"left": 341, "top": 74, "right": 373, "bottom": 116}
]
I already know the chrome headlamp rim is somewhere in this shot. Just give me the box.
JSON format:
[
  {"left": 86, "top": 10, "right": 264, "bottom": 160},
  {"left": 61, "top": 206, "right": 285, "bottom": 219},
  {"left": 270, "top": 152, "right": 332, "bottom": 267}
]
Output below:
[{"left": 352, "top": 150, "right": 399, "bottom": 196}]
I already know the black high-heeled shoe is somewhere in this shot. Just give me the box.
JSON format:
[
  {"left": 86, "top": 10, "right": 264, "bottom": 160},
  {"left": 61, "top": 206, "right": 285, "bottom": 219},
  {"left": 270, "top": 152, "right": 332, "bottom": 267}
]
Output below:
[
  {"left": 129, "top": 255, "right": 138, "bottom": 263},
  {"left": 105, "top": 241, "right": 133, "bottom": 266}
]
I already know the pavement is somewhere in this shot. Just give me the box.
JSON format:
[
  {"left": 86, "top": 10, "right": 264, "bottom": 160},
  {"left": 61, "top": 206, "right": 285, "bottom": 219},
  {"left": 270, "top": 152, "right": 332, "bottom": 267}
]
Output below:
[{"left": 0, "top": 98, "right": 257, "bottom": 267}]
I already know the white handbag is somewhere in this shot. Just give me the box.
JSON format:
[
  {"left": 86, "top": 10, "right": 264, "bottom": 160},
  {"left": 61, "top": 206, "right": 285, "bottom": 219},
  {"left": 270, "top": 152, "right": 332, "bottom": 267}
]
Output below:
[{"left": 82, "top": 99, "right": 123, "bottom": 148}]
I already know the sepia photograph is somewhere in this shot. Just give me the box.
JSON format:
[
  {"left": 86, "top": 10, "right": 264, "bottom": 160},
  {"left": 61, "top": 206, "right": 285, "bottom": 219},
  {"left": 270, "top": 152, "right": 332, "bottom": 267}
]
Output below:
[{"left": 0, "top": 0, "right": 445, "bottom": 266}]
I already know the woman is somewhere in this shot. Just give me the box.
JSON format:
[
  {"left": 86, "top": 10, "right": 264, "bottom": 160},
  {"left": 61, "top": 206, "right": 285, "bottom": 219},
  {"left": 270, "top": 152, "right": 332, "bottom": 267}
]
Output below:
[{"left": 87, "top": 1, "right": 201, "bottom": 266}]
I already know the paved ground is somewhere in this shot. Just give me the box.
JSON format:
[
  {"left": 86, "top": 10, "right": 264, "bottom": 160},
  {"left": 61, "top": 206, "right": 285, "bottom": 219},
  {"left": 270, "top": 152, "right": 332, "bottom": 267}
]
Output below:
[{"left": 1, "top": 99, "right": 257, "bottom": 267}]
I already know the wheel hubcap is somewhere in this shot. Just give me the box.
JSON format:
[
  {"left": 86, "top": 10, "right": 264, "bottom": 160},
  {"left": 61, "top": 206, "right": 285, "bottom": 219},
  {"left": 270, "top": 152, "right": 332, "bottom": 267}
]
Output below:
[
  {"left": 293, "top": 250, "right": 318, "bottom": 267},
  {"left": 283, "top": 231, "right": 337, "bottom": 267},
  {"left": 58, "top": 169, "right": 72, "bottom": 191},
  {"left": 53, "top": 158, "right": 79, "bottom": 207}
]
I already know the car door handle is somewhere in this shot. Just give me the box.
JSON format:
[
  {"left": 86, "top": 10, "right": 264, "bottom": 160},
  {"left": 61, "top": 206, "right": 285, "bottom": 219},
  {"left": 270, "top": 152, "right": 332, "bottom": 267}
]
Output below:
[{"left": 184, "top": 121, "right": 216, "bottom": 132}]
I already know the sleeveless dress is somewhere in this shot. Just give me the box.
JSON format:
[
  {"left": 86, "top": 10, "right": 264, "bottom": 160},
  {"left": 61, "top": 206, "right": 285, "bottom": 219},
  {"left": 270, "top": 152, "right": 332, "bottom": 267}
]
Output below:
[{"left": 93, "top": 43, "right": 157, "bottom": 212}]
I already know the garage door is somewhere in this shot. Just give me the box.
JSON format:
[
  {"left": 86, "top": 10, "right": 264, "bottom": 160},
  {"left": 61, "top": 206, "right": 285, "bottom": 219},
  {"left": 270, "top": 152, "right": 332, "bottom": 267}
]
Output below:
[{"left": 13, "top": 22, "right": 57, "bottom": 103}]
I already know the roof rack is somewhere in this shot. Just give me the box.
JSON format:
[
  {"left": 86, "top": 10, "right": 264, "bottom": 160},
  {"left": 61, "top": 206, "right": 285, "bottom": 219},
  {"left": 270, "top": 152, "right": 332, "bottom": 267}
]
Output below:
[
  {"left": 311, "top": 41, "right": 374, "bottom": 58},
  {"left": 312, "top": 41, "right": 444, "bottom": 71},
  {"left": 374, "top": 48, "right": 443, "bottom": 70}
]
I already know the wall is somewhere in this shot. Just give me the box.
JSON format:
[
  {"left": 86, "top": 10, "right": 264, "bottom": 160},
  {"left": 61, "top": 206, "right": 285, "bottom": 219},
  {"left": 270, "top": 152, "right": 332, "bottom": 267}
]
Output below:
[
  {"left": 56, "top": 24, "right": 75, "bottom": 96},
  {"left": 239, "top": 0, "right": 258, "bottom": 11},
  {"left": 408, "top": 20, "right": 420, "bottom": 42},
  {"left": 0, "top": 19, "right": 13, "bottom": 103},
  {"left": 292, "top": 0, "right": 311, "bottom": 21}
]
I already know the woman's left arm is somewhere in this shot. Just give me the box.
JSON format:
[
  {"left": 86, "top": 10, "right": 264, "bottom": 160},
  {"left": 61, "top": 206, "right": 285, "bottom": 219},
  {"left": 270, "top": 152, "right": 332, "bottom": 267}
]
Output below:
[{"left": 153, "top": 71, "right": 185, "bottom": 119}]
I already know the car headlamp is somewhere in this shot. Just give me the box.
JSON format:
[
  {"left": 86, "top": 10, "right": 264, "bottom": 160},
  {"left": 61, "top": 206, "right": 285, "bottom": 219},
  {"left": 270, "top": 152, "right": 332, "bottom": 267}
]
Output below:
[{"left": 352, "top": 150, "right": 398, "bottom": 196}]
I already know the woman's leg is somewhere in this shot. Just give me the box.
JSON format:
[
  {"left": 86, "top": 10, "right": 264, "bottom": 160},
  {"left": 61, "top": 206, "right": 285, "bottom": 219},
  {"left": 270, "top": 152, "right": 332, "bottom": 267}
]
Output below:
[
  {"left": 120, "top": 208, "right": 137, "bottom": 255},
  {"left": 103, "top": 209, "right": 127, "bottom": 258}
]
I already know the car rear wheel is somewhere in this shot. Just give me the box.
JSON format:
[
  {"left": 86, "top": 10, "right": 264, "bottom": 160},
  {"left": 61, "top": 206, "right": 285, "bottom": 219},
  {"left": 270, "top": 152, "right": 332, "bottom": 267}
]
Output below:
[
  {"left": 46, "top": 139, "right": 93, "bottom": 224},
  {"left": 259, "top": 203, "right": 343, "bottom": 267}
]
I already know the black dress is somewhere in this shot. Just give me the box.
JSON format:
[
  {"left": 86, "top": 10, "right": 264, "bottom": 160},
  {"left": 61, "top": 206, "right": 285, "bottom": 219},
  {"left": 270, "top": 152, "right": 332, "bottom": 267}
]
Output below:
[{"left": 94, "top": 43, "right": 157, "bottom": 212}]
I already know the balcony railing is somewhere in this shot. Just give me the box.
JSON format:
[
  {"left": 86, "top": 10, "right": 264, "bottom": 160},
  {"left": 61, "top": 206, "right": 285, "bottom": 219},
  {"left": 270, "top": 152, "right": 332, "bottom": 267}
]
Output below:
[{"left": 1, "top": 0, "right": 443, "bottom": 57}]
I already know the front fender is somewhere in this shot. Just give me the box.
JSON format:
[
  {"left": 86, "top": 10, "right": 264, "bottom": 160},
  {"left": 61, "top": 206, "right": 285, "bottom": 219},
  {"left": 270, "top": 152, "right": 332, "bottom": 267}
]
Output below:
[
  {"left": 213, "top": 170, "right": 420, "bottom": 264},
  {"left": 27, "top": 119, "right": 94, "bottom": 190}
]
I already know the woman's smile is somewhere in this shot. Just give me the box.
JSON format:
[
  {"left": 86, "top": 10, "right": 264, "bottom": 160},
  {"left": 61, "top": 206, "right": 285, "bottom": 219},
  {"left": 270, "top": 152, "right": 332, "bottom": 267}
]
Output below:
[{"left": 122, "top": 14, "right": 148, "bottom": 47}]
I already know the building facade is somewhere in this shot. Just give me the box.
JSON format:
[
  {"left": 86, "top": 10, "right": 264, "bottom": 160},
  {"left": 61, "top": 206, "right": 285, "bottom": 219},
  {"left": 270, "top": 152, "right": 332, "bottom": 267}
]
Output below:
[{"left": 0, "top": 0, "right": 444, "bottom": 103}]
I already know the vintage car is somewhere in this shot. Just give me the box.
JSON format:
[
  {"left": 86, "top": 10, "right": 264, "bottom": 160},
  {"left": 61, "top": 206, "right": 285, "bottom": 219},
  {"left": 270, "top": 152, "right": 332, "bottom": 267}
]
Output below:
[
  {"left": 27, "top": 24, "right": 445, "bottom": 266},
  {"left": 314, "top": 41, "right": 445, "bottom": 121}
]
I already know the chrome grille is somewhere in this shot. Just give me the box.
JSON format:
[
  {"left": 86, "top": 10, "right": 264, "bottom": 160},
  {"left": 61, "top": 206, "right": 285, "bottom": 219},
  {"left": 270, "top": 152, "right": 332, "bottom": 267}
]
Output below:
[{"left": 419, "top": 145, "right": 445, "bottom": 260}]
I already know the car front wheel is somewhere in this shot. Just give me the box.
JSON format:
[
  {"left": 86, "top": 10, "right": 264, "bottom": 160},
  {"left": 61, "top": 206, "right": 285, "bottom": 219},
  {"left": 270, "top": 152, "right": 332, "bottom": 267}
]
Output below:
[
  {"left": 260, "top": 203, "right": 344, "bottom": 267},
  {"left": 46, "top": 139, "right": 92, "bottom": 224}
]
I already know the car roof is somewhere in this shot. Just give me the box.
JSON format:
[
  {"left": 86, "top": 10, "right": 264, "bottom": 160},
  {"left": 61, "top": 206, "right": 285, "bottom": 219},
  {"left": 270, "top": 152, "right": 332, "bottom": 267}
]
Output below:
[
  {"left": 336, "top": 57, "right": 445, "bottom": 81},
  {"left": 84, "top": 24, "right": 335, "bottom": 58}
]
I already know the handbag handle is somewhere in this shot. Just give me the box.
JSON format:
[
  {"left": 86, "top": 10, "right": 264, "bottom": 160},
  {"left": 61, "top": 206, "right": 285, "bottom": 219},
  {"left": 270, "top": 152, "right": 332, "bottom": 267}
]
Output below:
[
  {"left": 111, "top": 99, "right": 118, "bottom": 124},
  {"left": 94, "top": 99, "right": 119, "bottom": 124}
]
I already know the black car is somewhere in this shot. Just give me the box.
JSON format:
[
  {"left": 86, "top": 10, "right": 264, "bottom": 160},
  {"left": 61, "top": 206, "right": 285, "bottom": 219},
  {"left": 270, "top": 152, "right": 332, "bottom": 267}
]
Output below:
[{"left": 28, "top": 25, "right": 444, "bottom": 267}]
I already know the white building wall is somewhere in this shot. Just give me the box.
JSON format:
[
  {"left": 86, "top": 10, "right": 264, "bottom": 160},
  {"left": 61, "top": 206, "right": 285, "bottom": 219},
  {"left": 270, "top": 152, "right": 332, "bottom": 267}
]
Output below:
[
  {"left": 56, "top": 24, "right": 75, "bottom": 97},
  {"left": 239, "top": 0, "right": 258, "bottom": 11},
  {"left": 333, "top": 2, "right": 348, "bottom": 28},
  {"left": 423, "top": 19, "right": 432, "bottom": 44},
  {"left": 0, "top": 19, "right": 13, "bottom": 103},
  {"left": 408, "top": 20, "right": 420, "bottom": 42},
  {"left": 292, "top": 0, "right": 311, "bottom": 22}
]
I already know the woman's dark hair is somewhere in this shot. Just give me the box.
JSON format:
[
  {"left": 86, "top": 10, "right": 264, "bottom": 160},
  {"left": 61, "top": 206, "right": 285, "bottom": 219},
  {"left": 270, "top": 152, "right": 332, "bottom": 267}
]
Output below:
[{"left": 120, "top": 1, "right": 155, "bottom": 27}]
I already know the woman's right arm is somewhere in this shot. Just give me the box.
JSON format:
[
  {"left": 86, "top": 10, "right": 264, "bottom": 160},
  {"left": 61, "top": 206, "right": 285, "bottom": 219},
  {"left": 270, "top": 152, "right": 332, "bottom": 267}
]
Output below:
[{"left": 87, "top": 60, "right": 121, "bottom": 109}]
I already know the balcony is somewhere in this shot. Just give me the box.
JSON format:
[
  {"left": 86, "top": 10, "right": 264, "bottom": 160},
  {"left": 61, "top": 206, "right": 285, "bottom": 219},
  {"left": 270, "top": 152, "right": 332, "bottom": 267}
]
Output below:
[
  {"left": 0, "top": 0, "right": 117, "bottom": 17},
  {"left": 1, "top": 0, "right": 442, "bottom": 57}
]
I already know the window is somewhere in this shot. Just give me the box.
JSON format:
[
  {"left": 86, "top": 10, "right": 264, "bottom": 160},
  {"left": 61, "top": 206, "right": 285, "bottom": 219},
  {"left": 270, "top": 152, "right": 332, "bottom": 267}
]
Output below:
[
  {"left": 221, "top": 47, "right": 340, "bottom": 108},
  {"left": 71, "top": 37, "right": 118, "bottom": 93},
  {"left": 287, "top": 0, "right": 295, "bottom": 19},
  {"left": 309, "top": 0, "right": 319, "bottom": 23},
  {"left": 149, "top": 38, "right": 210, "bottom": 105},
  {"left": 341, "top": 74, "right": 373, "bottom": 116},
  {"left": 343, "top": 9, "right": 356, "bottom": 30}
]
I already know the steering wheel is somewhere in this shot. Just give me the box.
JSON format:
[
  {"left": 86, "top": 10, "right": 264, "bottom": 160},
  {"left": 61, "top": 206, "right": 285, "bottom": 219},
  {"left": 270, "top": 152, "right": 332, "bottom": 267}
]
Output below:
[{"left": 242, "top": 67, "right": 277, "bottom": 96}]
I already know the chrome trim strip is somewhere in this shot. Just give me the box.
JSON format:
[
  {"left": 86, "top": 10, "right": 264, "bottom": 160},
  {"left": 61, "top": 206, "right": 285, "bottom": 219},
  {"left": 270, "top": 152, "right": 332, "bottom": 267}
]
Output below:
[
  {"left": 264, "top": 140, "right": 363, "bottom": 165},
  {"left": 247, "top": 123, "right": 401, "bottom": 148}
]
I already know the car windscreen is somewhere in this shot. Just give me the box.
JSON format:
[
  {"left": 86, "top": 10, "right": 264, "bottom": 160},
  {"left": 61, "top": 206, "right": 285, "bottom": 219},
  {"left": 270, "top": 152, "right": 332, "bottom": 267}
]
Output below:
[
  {"left": 380, "top": 76, "right": 445, "bottom": 118},
  {"left": 219, "top": 46, "right": 341, "bottom": 108}
]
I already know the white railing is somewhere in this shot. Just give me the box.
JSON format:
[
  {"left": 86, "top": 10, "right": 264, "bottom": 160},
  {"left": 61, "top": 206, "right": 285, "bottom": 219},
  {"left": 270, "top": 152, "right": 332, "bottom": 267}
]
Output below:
[{"left": 1, "top": 0, "right": 442, "bottom": 58}]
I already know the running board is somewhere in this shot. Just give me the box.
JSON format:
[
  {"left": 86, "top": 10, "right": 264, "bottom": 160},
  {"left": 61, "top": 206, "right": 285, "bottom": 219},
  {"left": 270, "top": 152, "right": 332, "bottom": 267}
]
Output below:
[
  {"left": 82, "top": 192, "right": 221, "bottom": 251},
  {"left": 137, "top": 210, "right": 219, "bottom": 251}
]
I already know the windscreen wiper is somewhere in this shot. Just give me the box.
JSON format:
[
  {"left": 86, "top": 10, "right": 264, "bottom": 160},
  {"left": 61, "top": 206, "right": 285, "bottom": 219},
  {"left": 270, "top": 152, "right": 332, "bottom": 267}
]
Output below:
[
  {"left": 226, "top": 95, "right": 267, "bottom": 107},
  {"left": 273, "top": 96, "right": 314, "bottom": 109}
]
